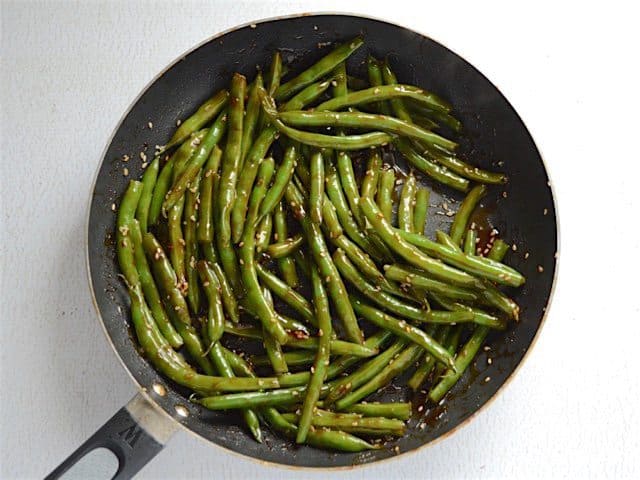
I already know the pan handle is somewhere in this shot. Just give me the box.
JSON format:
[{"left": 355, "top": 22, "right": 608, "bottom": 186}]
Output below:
[{"left": 45, "top": 393, "right": 178, "bottom": 480}]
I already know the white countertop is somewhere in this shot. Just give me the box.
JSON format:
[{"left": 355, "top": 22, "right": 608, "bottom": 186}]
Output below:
[{"left": 2, "top": 1, "right": 639, "bottom": 478}]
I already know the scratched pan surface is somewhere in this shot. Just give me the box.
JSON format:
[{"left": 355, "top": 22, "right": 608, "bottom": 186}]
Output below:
[{"left": 88, "top": 14, "right": 557, "bottom": 468}]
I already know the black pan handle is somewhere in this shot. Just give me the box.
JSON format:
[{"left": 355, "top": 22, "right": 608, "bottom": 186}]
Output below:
[{"left": 46, "top": 393, "right": 178, "bottom": 480}]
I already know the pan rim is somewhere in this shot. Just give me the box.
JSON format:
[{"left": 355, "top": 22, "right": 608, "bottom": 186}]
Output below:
[{"left": 85, "top": 10, "right": 560, "bottom": 470}]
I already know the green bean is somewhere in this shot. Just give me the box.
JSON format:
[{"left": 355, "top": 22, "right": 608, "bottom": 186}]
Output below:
[
  {"left": 334, "top": 249, "right": 433, "bottom": 323},
  {"left": 276, "top": 330, "right": 393, "bottom": 388},
  {"left": 183, "top": 172, "right": 201, "bottom": 313},
  {"left": 266, "top": 51, "right": 283, "bottom": 96},
  {"left": 297, "top": 265, "right": 333, "bottom": 443},
  {"left": 416, "top": 143, "right": 508, "bottom": 185},
  {"left": 261, "top": 89, "right": 392, "bottom": 150},
  {"left": 334, "top": 343, "right": 424, "bottom": 410},
  {"left": 381, "top": 61, "right": 415, "bottom": 124},
  {"left": 252, "top": 350, "right": 316, "bottom": 367},
  {"left": 197, "top": 261, "right": 225, "bottom": 345},
  {"left": 395, "top": 138, "right": 469, "bottom": 192},
  {"left": 256, "top": 263, "right": 314, "bottom": 324},
  {"left": 399, "top": 174, "right": 417, "bottom": 233},
  {"left": 165, "top": 90, "right": 228, "bottom": 150},
  {"left": 351, "top": 297, "right": 454, "bottom": 368},
  {"left": 335, "top": 150, "right": 364, "bottom": 227},
  {"left": 201, "top": 243, "right": 240, "bottom": 323},
  {"left": 163, "top": 111, "right": 228, "bottom": 213},
  {"left": 361, "top": 149, "right": 382, "bottom": 199},
  {"left": 273, "top": 202, "right": 299, "bottom": 288},
  {"left": 288, "top": 337, "right": 376, "bottom": 357},
  {"left": 197, "top": 146, "right": 222, "bottom": 242},
  {"left": 324, "top": 154, "right": 379, "bottom": 255},
  {"left": 259, "top": 146, "right": 297, "bottom": 221},
  {"left": 429, "top": 293, "right": 505, "bottom": 329},
  {"left": 316, "top": 83, "right": 451, "bottom": 114},
  {"left": 231, "top": 127, "right": 278, "bottom": 244},
  {"left": 255, "top": 213, "right": 272, "bottom": 253},
  {"left": 240, "top": 73, "right": 263, "bottom": 168},
  {"left": 141, "top": 232, "right": 192, "bottom": 327},
  {"left": 239, "top": 157, "right": 289, "bottom": 344},
  {"left": 366, "top": 57, "right": 392, "bottom": 116},
  {"left": 406, "top": 101, "right": 462, "bottom": 132},
  {"left": 343, "top": 402, "right": 412, "bottom": 421},
  {"left": 429, "top": 325, "right": 490, "bottom": 402},
  {"left": 432, "top": 325, "right": 462, "bottom": 381},
  {"left": 196, "top": 386, "right": 307, "bottom": 409},
  {"left": 135, "top": 157, "right": 159, "bottom": 232},
  {"left": 224, "top": 323, "right": 262, "bottom": 340},
  {"left": 413, "top": 188, "right": 430, "bottom": 234},
  {"left": 266, "top": 234, "right": 303, "bottom": 259},
  {"left": 450, "top": 185, "right": 487, "bottom": 245},
  {"left": 360, "top": 196, "right": 482, "bottom": 288},
  {"left": 479, "top": 284, "right": 520, "bottom": 320},
  {"left": 150, "top": 130, "right": 208, "bottom": 225},
  {"left": 376, "top": 167, "right": 395, "bottom": 223},
  {"left": 275, "top": 37, "right": 363, "bottom": 100},
  {"left": 464, "top": 229, "right": 477, "bottom": 256},
  {"left": 277, "top": 314, "right": 310, "bottom": 335},
  {"left": 324, "top": 338, "right": 407, "bottom": 406},
  {"left": 279, "top": 110, "right": 457, "bottom": 151},
  {"left": 116, "top": 181, "right": 143, "bottom": 287},
  {"left": 285, "top": 182, "right": 363, "bottom": 344},
  {"left": 397, "top": 229, "right": 525, "bottom": 287},
  {"left": 129, "top": 221, "right": 183, "bottom": 348},
  {"left": 309, "top": 150, "right": 324, "bottom": 224},
  {"left": 284, "top": 410, "right": 406, "bottom": 437},
  {"left": 262, "top": 407, "right": 378, "bottom": 452},
  {"left": 263, "top": 326, "right": 289, "bottom": 374},
  {"left": 128, "top": 283, "right": 279, "bottom": 393},
  {"left": 281, "top": 80, "right": 332, "bottom": 111},
  {"left": 488, "top": 239, "right": 509, "bottom": 261},
  {"left": 167, "top": 197, "right": 187, "bottom": 295},
  {"left": 407, "top": 326, "right": 450, "bottom": 391},
  {"left": 383, "top": 265, "right": 478, "bottom": 302},
  {"left": 216, "top": 74, "right": 246, "bottom": 288}
]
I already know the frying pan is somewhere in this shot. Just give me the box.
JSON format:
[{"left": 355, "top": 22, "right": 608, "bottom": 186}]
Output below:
[{"left": 47, "top": 13, "right": 558, "bottom": 478}]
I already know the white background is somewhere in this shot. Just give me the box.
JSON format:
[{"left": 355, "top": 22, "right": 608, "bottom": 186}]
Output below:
[{"left": 2, "top": 1, "right": 640, "bottom": 478}]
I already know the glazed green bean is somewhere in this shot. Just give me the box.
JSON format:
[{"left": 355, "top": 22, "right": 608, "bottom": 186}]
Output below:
[
  {"left": 488, "top": 239, "right": 510, "bottom": 261},
  {"left": 266, "top": 234, "right": 303, "bottom": 259},
  {"left": 464, "top": 229, "right": 478, "bottom": 255},
  {"left": 396, "top": 229, "right": 525, "bottom": 287},
  {"left": 135, "top": 157, "right": 159, "bottom": 232},
  {"left": 252, "top": 350, "right": 316, "bottom": 367},
  {"left": 201, "top": 243, "right": 240, "bottom": 323},
  {"left": 279, "top": 110, "right": 457, "bottom": 151},
  {"left": 383, "top": 265, "right": 478, "bottom": 302},
  {"left": 407, "top": 325, "right": 450, "bottom": 391},
  {"left": 450, "top": 185, "right": 487, "bottom": 245},
  {"left": 167, "top": 197, "right": 187, "bottom": 295},
  {"left": 183, "top": 172, "right": 201, "bottom": 313},
  {"left": 196, "top": 146, "right": 222, "bottom": 242},
  {"left": 197, "top": 261, "right": 225, "bottom": 345},
  {"left": 165, "top": 90, "right": 228, "bottom": 150},
  {"left": 116, "top": 181, "right": 143, "bottom": 287},
  {"left": 255, "top": 213, "right": 273, "bottom": 253},
  {"left": 288, "top": 337, "right": 376, "bottom": 357},
  {"left": 350, "top": 297, "right": 454, "bottom": 368},
  {"left": 343, "top": 402, "right": 412, "bottom": 421},
  {"left": 216, "top": 73, "right": 246, "bottom": 289},
  {"left": 240, "top": 74, "right": 263, "bottom": 168},
  {"left": 361, "top": 149, "right": 382, "bottom": 200},
  {"left": 395, "top": 138, "right": 469, "bottom": 192},
  {"left": 413, "top": 188, "right": 430, "bottom": 234},
  {"left": 259, "top": 146, "right": 298, "bottom": 221},
  {"left": 297, "top": 265, "right": 333, "bottom": 443},
  {"left": 275, "top": 37, "right": 363, "bottom": 100},
  {"left": 334, "top": 343, "right": 424, "bottom": 410},
  {"left": 163, "top": 111, "right": 228, "bottom": 213},
  {"left": 416, "top": 143, "right": 508, "bottom": 184},
  {"left": 273, "top": 202, "right": 299, "bottom": 288},
  {"left": 284, "top": 410, "right": 406, "bottom": 437},
  {"left": 256, "top": 263, "right": 314, "bottom": 324},
  {"left": 285, "top": 181, "right": 363, "bottom": 344},
  {"left": 281, "top": 80, "right": 332, "bottom": 111},
  {"left": 429, "top": 293, "right": 505, "bottom": 329},
  {"left": 406, "top": 101, "right": 462, "bottom": 132},
  {"left": 429, "top": 326, "right": 490, "bottom": 402},
  {"left": 263, "top": 326, "right": 289, "bottom": 374},
  {"left": 399, "top": 174, "right": 417, "bottom": 233},
  {"left": 309, "top": 150, "right": 324, "bottom": 225},
  {"left": 376, "top": 167, "right": 395, "bottom": 223},
  {"left": 360, "top": 196, "right": 482, "bottom": 288},
  {"left": 381, "top": 60, "right": 414, "bottom": 123},
  {"left": 324, "top": 338, "right": 407, "bottom": 406},
  {"left": 129, "top": 220, "right": 183, "bottom": 349}
]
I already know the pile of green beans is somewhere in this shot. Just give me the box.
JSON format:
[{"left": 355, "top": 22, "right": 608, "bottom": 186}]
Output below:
[{"left": 115, "top": 38, "right": 524, "bottom": 453}]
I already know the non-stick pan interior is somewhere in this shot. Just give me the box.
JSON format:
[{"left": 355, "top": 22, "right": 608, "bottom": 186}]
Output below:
[{"left": 87, "top": 14, "right": 557, "bottom": 468}]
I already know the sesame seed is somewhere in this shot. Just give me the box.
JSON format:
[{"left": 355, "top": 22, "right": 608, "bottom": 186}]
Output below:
[
  {"left": 176, "top": 119, "right": 182, "bottom": 126},
  {"left": 313, "top": 25, "right": 318, "bottom": 30},
  {"left": 239, "top": 259, "right": 244, "bottom": 265},
  {"left": 141, "top": 162, "right": 148, "bottom": 169},
  {"left": 487, "top": 357, "right": 493, "bottom": 365},
  {"left": 123, "top": 168, "right": 129, "bottom": 176},
  {"left": 111, "top": 203, "right": 116, "bottom": 211},
  {"left": 537, "top": 265, "right": 544, "bottom": 273},
  {"left": 483, "top": 346, "right": 491, "bottom": 351},
  {"left": 140, "top": 151, "right": 147, "bottom": 162},
  {"left": 512, "top": 244, "right": 517, "bottom": 251},
  {"left": 543, "top": 208, "right": 548, "bottom": 215},
  {"left": 417, "top": 405, "right": 424, "bottom": 412},
  {"left": 524, "top": 252, "right": 530, "bottom": 259},
  {"left": 148, "top": 122, "right": 153, "bottom": 129},
  {"left": 202, "top": 281, "right": 210, "bottom": 287},
  {"left": 502, "top": 191, "right": 508, "bottom": 198},
  {"left": 238, "top": 241, "right": 244, "bottom": 247},
  {"left": 484, "top": 376, "right": 491, "bottom": 383},
  {"left": 122, "top": 154, "right": 130, "bottom": 162},
  {"left": 250, "top": 23, "right": 256, "bottom": 28}
]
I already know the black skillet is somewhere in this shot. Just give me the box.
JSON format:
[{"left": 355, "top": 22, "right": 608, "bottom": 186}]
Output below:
[{"left": 47, "top": 13, "right": 558, "bottom": 479}]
